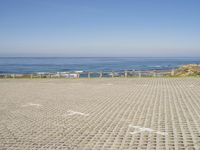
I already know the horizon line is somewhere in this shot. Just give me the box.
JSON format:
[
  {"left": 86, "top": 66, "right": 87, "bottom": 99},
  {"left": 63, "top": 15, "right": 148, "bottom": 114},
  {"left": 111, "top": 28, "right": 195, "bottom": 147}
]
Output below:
[{"left": 0, "top": 56, "right": 200, "bottom": 58}]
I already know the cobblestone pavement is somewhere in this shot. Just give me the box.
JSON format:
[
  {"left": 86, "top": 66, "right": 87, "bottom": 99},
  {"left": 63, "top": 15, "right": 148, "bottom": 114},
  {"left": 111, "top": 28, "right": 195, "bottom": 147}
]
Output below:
[{"left": 0, "top": 78, "right": 200, "bottom": 150}]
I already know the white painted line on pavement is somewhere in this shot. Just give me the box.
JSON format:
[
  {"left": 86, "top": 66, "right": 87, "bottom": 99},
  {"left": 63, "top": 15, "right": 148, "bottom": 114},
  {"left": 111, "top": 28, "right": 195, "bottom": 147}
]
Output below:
[{"left": 22, "top": 103, "right": 42, "bottom": 107}]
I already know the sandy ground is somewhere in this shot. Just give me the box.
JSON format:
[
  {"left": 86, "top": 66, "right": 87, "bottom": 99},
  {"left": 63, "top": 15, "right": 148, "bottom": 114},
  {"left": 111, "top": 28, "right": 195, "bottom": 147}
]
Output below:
[{"left": 0, "top": 78, "right": 200, "bottom": 150}]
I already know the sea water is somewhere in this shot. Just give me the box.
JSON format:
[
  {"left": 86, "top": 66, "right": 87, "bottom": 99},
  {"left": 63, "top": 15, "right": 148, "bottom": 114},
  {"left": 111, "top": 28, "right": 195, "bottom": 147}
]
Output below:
[{"left": 0, "top": 57, "right": 199, "bottom": 73}]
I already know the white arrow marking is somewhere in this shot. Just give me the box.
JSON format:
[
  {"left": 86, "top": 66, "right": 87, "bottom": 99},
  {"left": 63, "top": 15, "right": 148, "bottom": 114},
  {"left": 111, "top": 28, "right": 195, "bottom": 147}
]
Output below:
[
  {"left": 129, "top": 125, "right": 168, "bottom": 136},
  {"left": 64, "top": 110, "right": 89, "bottom": 116}
]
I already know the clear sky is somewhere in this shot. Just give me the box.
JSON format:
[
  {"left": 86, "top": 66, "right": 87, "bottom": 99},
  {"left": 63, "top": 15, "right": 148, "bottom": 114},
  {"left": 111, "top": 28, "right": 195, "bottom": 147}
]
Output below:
[{"left": 0, "top": 0, "right": 200, "bottom": 57}]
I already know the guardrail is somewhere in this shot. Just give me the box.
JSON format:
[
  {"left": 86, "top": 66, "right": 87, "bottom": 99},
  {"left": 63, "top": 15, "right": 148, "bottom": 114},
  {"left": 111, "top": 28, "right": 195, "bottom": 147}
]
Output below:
[{"left": 0, "top": 70, "right": 173, "bottom": 79}]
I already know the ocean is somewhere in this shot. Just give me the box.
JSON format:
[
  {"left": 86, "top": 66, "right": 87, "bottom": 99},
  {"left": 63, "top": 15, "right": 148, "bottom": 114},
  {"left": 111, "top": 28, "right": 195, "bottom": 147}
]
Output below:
[{"left": 0, "top": 57, "right": 200, "bottom": 74}]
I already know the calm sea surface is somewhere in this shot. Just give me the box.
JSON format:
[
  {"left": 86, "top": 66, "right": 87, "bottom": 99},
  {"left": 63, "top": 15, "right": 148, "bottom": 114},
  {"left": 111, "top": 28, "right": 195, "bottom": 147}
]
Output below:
[{"left": 0, "top": 57, "right": 200, "bottom": 73}]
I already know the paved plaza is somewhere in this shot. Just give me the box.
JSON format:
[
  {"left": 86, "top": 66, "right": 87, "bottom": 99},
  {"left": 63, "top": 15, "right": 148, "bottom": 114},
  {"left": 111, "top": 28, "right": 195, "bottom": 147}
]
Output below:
[{"left": 0, "top": 78, "right": 200, "bottom": 149}]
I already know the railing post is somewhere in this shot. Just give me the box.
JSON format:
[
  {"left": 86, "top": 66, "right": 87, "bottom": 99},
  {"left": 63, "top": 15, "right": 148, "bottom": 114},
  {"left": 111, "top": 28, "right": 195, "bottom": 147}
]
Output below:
[
  {"left": 171, "top": 69, "right": 175, "bottom": 76},
  {"left": 131, "top": 70, "right": 133, "bottom": 77},
  {"left": 139, "top": 72, "right": 141, "bottom": 78},
  {"left": 99, "top": 72, "right": 102, "bottom": 78},
  {"left": 112, "top": 71, "right": 114, "bottom": 78},
  {"left": 125, "top": 71, "right": 128, "bottom": 78},
  {"left": 59, "top": 72, "right": 61, "bottom": 78}
]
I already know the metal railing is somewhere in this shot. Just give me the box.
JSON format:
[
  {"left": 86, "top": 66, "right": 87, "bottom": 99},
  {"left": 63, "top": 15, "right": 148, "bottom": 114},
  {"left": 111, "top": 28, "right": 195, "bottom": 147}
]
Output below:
[{"left": 0, "top": 70, "right": 174, "bottom": 79}]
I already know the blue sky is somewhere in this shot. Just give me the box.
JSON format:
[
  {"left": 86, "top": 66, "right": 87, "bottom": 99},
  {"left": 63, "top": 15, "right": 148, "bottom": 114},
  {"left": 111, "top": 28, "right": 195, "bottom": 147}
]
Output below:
[{"left": 0, "top": 0, "right": 200, "bottom": 57}]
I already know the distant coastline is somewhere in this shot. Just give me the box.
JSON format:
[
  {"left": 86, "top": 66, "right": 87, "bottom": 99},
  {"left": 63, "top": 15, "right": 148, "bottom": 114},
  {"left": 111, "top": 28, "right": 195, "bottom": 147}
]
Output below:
[{"left": 0, "top": 57, "right": 199, "bottom": 74}]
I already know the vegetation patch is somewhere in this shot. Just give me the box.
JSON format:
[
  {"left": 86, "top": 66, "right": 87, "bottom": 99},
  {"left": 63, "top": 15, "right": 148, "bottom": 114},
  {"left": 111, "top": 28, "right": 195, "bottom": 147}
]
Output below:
[{"left": 174, "top": 64, "right": 200, "bottom": 77}]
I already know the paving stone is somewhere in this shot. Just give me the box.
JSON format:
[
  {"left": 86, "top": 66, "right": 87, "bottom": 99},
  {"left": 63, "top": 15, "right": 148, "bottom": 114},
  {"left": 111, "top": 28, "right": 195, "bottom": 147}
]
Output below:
[{"left": 0, "top": 78, "right": 200, "bottom": 149}]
